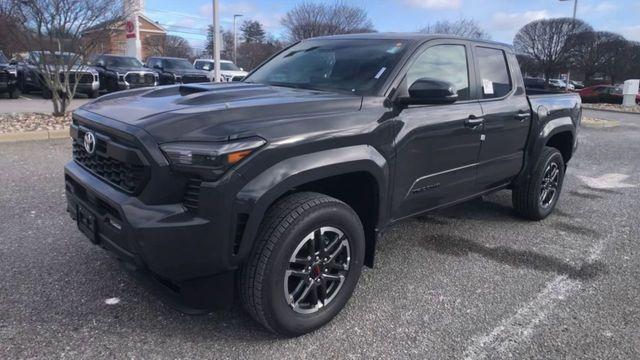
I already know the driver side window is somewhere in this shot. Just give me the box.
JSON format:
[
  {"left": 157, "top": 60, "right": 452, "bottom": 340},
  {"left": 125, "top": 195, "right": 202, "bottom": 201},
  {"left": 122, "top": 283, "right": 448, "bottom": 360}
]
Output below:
[{"left": 406, "top": 44, "right": 470, "bottom": 101}]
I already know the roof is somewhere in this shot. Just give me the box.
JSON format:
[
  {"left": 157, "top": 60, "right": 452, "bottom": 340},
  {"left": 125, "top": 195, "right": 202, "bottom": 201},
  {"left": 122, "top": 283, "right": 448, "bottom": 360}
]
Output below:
[
  {"left": 194, "top": 59, "right": 233, "bottom": 63},
  {"left": 307, "top": 32, "right": 512, "bottom": 48},
  {"left": 147, "top": 56, "right": 189, "bottom": 60},
  {"left": 82, "top": 14, "right": 166, "bottom": 34}
]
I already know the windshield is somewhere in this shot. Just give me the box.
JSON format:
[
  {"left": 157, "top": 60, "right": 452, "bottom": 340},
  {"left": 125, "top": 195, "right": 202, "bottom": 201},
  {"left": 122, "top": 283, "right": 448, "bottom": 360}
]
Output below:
[
  {"left": 164, "top": 58, "right": 194, "bottom": 70},
  {"left": 34, "top": 52, "right": 81, "bottom": 65},
  {"left": 245, "top": 39, "right": 409, "bottom": 95},
  {"left": 221, "top": 62, "right": 240, "bottom": 71},
  {"left": 106, "top": 56, "right": 143, "bottom": 68},
  {"left": 0, "top": 52, "right": 7, "bottom": 64}
]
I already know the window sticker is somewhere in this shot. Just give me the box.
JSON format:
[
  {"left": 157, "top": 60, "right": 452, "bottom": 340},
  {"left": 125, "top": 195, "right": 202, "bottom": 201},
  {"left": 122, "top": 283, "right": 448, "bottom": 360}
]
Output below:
[
  {"left": 374, "top": 67, "right": 387, "bottom": 79},
  {"left": 482, "top": 78, "right": 494, "bottom": 95}
]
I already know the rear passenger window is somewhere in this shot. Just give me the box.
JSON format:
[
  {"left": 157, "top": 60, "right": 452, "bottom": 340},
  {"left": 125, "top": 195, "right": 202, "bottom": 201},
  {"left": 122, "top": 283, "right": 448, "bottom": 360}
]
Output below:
[{"left": 476, "top": 47, "right": 512, "bottom": 99}]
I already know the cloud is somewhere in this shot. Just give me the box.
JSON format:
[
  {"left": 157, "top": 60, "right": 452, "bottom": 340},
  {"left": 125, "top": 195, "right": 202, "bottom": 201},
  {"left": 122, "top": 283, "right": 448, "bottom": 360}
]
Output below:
[
  {"left": 403, "top": 0, "right": 462, "bottom": 10},
  {"left": 579, "top": 1, "right": 618, "bottom": 14},
  {"left": 490, "top": 10, "right": 551, "bottom": 32},
  {"left": 619, "top": 25, "right": 640, "bottom": 41}
]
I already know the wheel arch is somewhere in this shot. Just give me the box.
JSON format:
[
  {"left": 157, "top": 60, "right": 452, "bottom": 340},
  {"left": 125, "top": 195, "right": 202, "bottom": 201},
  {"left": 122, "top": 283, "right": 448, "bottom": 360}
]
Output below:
[{"left": 233, "top": 145, "right": 389, "bottom": 268}]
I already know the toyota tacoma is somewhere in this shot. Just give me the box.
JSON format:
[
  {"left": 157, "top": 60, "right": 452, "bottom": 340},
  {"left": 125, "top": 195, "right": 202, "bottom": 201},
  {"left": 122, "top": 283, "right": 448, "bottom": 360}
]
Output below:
[{"left": 65, "top": 34, "right": 581, "bottom": 336}]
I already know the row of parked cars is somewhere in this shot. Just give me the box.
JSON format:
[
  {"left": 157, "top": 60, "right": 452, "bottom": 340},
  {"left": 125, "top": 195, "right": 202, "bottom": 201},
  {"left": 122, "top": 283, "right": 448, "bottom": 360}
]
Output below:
[
  {"left": 0, "top": 50, "right": 248, "bottom": 99},
  {"left": 524, "top": 76, "right": 639, "bottom": 105}
]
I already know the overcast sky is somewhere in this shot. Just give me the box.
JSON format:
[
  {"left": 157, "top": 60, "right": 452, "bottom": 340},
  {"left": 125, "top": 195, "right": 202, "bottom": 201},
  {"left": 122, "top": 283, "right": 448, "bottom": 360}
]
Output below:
[{"left": 144, "top": 0, "right": 640, "bottom": 51}]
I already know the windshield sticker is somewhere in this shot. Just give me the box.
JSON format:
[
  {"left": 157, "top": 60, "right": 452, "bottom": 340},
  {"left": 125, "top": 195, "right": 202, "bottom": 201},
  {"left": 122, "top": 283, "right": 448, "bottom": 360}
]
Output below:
[
  {"left": 374, "top": 67, "right": 387, "bottom": 79},
  {"left": 482, "top": 79, "right": 494, "bottom": 95}
]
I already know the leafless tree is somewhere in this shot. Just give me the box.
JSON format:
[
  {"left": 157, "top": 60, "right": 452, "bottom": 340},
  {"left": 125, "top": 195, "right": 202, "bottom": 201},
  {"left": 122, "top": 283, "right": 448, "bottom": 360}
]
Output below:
[
  {"left": 514, "top": 18, "right": 592, "bottom": 85},
  {"left": 237, "top": 38, "right": 285, "bottom": 71},
  {"left": 419, "top": 19, "right": 490, "bottom": 40},
  {"left": 281, "top": 1, "right": 375, "bottom": 43},
  {"left": 144, "top": 35, "right": 192, "bottom": 59},
  {"left": 568, "top": 31, "right": 627, "bottom": 83},
  {"left": 2, "top": 0, "right": 125, "bottom": 116}
]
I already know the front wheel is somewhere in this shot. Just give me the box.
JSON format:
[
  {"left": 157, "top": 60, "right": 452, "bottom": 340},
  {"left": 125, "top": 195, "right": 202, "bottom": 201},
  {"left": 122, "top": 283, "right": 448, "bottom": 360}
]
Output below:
[
  {"left": 513, "top": 146, "right": 565, "bottom": 220},
  {"left": 240, "top": 192, "right": 365, "bottom": 336}
]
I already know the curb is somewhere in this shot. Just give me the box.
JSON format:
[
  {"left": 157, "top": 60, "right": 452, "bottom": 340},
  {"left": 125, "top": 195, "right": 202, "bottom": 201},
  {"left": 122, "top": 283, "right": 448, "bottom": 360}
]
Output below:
[
  {"left": 583, "top": 107, "right": 640, "bottom": 116},
  {"left": 0, "top": 129, "right": 69, "bottom": 143}
]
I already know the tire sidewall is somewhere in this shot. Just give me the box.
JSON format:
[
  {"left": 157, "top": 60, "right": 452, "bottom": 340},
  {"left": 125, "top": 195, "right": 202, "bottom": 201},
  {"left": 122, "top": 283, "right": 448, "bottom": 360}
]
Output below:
[
  {"left": 534, "top": 150, "right": 565, "bottom": 218},
  {"left": 264, "top": 202, "right": 365, "bottom": 335}
]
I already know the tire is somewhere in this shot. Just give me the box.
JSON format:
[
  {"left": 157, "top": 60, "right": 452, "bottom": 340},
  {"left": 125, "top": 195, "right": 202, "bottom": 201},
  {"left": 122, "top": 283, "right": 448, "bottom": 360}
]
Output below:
[
  {"left": 240, "top": 192, "right": 365, "bottom": 336},
  {"left": 41, "top": 88, "right": 52, "bottom": 99},
  {"left": 88, "top": 90, "right": 99, "bottom": 99},
  {"left": 106, "top": 77, "right": 118, "bottom": 93},
  {"left": 9, "top": 88, "right": 21, "bottom": 99},
  {"left": 513, "top": 146, "right": 565, "bottom": 220}
]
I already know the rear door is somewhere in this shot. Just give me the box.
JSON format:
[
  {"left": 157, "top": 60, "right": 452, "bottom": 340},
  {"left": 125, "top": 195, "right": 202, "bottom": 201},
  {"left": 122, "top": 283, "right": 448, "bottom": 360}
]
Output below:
[
  {"left": 473, "top": 46, "right": 531, "bottom": 190},
  {"left": 391, "top": 40, "right": 484, "bottom": 220}
]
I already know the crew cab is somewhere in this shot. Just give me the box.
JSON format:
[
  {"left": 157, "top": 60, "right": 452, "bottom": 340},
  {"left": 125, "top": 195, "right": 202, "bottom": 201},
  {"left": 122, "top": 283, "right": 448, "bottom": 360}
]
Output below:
[
  {"left": 145, "top": 56, "right": 210, "bottom": 85},
  {"left": 65, "top": 34, "right": 581, "bottom": 336},
  {"left": 0, "top": 50, "right": 20, "bottom": 99},
  {"left": 91, "top": 54, "right": 158, "bottom": 93},
  {"left": 18, "top": 51, "right": 100, "bottom": 98}
]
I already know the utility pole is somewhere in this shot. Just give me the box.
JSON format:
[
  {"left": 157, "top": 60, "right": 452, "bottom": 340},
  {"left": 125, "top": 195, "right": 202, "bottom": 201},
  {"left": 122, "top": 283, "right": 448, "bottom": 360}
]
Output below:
[
  {"left": 560, "top": 0, "right": 578, "bottom": 91},
  {"left": 233, "top": 14, "right": 243, "bottom": 65},
  {"left": 212, "top": 0, "right": 220, "bottom": 82}
]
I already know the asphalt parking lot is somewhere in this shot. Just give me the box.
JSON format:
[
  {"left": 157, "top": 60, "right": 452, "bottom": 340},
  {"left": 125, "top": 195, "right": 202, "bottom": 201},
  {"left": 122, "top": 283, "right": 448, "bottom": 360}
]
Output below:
[
  {"left": 0, "top": 109, "right": 638, "bottom": 359},
  {"left": 1, "top": 94, "right": 91, "bottom": 113}
]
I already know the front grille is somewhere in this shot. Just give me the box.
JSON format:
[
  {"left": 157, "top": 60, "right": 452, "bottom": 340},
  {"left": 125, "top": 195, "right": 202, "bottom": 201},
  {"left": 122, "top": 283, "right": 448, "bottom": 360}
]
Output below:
[
  {"left": 72, "top": 134, "right": 147, "bottom": 194},
  {"left": 183, "top": 178, "right": 201, "bottom": 212},
  {"left": 182, "top": 75, "right": 209, "bottom": 84},
  {"left": 62, "top": 73, "right": 94, "bottom": 84},
  {"left": 125, "top": 72, "right": 156, "bottom": 86},
  {"left": 0, "top": 72, "right": 8, "bottom": 83}
]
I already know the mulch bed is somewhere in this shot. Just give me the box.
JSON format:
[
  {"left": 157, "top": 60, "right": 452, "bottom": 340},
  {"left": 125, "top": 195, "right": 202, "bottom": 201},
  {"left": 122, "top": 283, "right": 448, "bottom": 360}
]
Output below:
[
  {"left": 0, "top": 113, "right": 72, "bottom": 134},
  {"left": 582, "top": 103, "right": 640, "bottom": 114}
]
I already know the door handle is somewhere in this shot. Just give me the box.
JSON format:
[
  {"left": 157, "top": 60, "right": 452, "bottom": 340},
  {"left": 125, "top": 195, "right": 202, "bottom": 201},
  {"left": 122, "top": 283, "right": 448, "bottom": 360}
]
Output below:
[
  {"left": 465, "top": 115, "right": 484, "bottom": 127},
  {"left": 515, "top": 112, "right": 530, "bottom": 120}
]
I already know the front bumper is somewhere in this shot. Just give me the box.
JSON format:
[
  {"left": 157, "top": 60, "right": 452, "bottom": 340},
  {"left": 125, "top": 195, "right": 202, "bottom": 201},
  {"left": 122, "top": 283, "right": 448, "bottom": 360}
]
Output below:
[
  {"left": 64, "top": 160, "right": 235, "bottom": 307},
  {"left": 75, "top": 81, "right": 100, "bottom": 93}
]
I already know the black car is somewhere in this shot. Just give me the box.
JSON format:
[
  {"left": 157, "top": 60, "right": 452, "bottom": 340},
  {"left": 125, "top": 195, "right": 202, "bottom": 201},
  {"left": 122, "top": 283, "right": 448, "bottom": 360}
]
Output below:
[
  {"left": 65, "top": 34, "right": 581, "bottom": 336},
  {"left": 91, "top": 54, "right": 158, "bottom": 92},
  {"left": 146, "top": 57, "right": 210, "bottom": 85},
  {"left": 0, "top": 50, "right": 20, "bottom": 99},
  {"left": 18, "top": 51, "right": 100, "bottom": 98}
]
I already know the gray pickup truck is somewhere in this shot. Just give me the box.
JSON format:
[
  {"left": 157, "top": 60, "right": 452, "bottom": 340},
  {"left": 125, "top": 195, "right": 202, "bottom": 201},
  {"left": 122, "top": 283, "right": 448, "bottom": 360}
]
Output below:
[{"left": 65, "top": 34, "right": 581, "bottom": 336}]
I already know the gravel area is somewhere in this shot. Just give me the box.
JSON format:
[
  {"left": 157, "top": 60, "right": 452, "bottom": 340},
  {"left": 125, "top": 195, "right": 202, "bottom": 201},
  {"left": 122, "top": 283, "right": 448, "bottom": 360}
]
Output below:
[
  {"left": 582, "top": 103, "right": 640, "bottom": 113},
  {"left": 0, "top": 112, "right": 71, "bottom": 134}
]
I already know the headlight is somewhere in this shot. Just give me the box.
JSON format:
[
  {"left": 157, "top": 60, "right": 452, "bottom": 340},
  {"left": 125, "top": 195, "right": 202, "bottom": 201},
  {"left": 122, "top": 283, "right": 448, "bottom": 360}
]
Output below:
[
  {"left": 7, "top": 68, "right": 17, "bottom": 77},
  {"left": 160, "top": 137, "right": 266, "bottom": 180},
  {"left": 117, "top": 73, "right": 125, "bottom": 82},
  {"left": 174, "top": 74, "right": 182, "bottom": 83}
]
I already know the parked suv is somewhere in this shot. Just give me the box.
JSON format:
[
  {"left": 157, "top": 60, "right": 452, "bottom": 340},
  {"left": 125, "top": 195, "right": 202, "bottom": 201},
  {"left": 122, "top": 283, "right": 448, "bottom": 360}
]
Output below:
[
  {"left": 65, "top": 34, "right": 581, "bottom": 336},
  {"left": 146, "top": 57, "right": 210, "bottom": 85},
  {"left": 91, "top": 54, "right": 158, "bottom": 92},
  {"left": 193, "top": 59, "right": 248, "bottom": 82},
  {"left": 18, "top": 51, "right": 100, "bottom": 98},
  {"left": 0, "top": 50, "right": 20, "bottom": 99}
]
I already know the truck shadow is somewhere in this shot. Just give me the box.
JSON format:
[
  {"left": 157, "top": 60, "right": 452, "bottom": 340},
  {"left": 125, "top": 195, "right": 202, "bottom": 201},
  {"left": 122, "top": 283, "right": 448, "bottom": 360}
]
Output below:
[{"left": 420, "top": 233, "right": 606, "bottom": 281}]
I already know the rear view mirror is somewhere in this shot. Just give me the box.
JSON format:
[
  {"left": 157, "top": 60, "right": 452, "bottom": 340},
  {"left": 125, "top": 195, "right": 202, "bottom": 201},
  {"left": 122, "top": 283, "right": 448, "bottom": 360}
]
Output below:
[{"left": 400, "top": 78, "right": 458, "bottom": 105}]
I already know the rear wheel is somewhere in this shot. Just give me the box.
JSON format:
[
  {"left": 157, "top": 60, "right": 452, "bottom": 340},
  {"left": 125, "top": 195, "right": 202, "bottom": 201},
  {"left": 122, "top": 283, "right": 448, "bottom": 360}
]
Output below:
[
  {"left": 88, "top": 90, "right": 99, "bottom": 99},
  {"left": 9, "top": 87, "right": 21, "bottom": 99},
  {"left": 240, "top": 192, "right": 365, "bottom": 336},
  {"left": 513, "top": 146, "right": 565, "bottom": 220}
]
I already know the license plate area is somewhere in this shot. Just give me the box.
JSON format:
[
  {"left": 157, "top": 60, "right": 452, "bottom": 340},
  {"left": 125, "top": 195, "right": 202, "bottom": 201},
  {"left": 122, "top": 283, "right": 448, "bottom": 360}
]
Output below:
[{"left": 77, "top": 205, "right": 98, "bottom": 244}]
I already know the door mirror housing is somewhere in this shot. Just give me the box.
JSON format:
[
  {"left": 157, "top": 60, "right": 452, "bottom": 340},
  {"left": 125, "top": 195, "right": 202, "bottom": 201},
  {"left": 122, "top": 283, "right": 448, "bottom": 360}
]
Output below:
[
  {"left": 399, "top": 78, "right": 458, "bottom": 105},
  {"left": 153, "top": 64, "right": 163, "bottom": 71}
]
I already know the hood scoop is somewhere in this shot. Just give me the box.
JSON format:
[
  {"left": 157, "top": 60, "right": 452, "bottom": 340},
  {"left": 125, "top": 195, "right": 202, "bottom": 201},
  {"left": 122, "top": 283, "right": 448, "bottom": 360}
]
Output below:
[{"left": 175, "top": 83, "right": 277, "bottom": 105}]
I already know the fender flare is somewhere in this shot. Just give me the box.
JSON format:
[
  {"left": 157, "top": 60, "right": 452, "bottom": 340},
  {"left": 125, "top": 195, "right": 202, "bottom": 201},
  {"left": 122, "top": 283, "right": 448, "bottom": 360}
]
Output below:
[{"left": 232, "top": 145, "right": 389, "bottom": 264}]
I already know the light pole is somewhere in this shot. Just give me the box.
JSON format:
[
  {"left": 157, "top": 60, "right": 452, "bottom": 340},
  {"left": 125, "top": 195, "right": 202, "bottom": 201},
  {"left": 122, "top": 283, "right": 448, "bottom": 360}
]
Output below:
[
  {"left": 560, "top": 0, "right": 578, "bottom": 91},
  {"left": 233, "top": 14, "right": 243, "bottom": 65},
  {"left": 212, "top": 0, "right": 220, "bottom": 82}
]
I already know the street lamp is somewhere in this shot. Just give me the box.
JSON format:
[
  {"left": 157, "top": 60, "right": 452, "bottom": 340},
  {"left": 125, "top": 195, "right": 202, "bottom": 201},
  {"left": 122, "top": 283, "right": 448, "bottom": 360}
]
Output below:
[
  {"left": 559, "top": 0, "right": 578, "bottom": 91},
  {"left": 233, "top": 14, "right": 243, "bottom": 65},
  {"left": 212, "top": 0, "right": 220, "bottom": 82}
]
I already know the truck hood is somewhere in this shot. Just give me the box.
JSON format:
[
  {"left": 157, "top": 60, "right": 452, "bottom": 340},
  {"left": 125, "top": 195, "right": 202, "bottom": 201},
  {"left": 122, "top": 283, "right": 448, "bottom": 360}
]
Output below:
[{"left": 79, "top": 82, "right": 362, "bottom": 142}]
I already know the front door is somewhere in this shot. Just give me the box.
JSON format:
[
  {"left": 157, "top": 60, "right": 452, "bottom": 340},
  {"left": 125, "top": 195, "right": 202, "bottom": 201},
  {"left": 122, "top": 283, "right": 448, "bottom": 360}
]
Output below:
[{"left": 391, "top": 41, "right": 484, "bottom": 220}]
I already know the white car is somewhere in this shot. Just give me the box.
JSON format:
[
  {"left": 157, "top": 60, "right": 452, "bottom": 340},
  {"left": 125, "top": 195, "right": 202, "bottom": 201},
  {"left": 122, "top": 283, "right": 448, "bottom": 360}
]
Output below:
[
  {"left": 549, "top": 79, "right": 575, "bottom": 91},
  {"left": 193, "top": 59, "right": 248, "bottom": 82}
]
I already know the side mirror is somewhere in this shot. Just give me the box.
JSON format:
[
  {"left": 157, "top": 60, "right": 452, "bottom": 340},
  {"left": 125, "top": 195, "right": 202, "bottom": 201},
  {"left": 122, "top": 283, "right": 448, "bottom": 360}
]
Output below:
[
  {"left": 153, "top": 64, "right": 163, "bottom": 71},
  {"left": 9, "top": 59, "right": 18, "bottom": 65},
  {"left": 400, "top": 78, "right": 458, "bottom": 105}
]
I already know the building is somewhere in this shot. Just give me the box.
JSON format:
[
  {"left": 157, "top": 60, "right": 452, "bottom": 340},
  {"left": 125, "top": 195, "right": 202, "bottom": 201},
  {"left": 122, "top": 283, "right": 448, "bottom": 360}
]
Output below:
[{"left": 82, "top": 0, "right": 166, "bottom": 61}]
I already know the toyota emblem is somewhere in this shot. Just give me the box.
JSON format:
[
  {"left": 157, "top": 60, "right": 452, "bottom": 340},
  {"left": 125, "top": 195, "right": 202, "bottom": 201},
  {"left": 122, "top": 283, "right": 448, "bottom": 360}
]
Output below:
[{"left": 84, "top": 131, "right": 96, "bottom": 154}]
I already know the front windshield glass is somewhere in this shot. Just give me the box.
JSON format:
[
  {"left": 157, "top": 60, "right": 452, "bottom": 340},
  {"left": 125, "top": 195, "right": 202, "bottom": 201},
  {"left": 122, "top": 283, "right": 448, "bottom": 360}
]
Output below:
[
  {"left": 106, "top": 56, "right": 143, "bottom": 68},
  {"left": 164, "top": 58, "right": 194, "bottom": 70},
  {"left": 35, "top": 52, "right": 81, "bottom": 65},
  {"left": 221, "top": 62, "right": 240, "bottom": 71},
  {"left": 245, "top": 39, "right": 409, "bottom": 95},
  {"left": 0, "top": 52, "right": 8, "bottom": 63}
]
